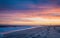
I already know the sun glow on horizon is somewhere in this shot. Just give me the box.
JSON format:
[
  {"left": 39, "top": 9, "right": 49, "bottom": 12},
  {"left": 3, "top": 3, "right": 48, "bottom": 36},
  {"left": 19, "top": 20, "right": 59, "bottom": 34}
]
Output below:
[{"left": 0, "top": 7, "right": 60, "bottom": 26}]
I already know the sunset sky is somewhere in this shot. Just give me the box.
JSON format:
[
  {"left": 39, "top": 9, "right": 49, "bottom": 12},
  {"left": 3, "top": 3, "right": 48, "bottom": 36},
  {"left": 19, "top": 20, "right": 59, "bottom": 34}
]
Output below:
[{"left": 0, "top": 0, "right": 60, "bottom": 26}]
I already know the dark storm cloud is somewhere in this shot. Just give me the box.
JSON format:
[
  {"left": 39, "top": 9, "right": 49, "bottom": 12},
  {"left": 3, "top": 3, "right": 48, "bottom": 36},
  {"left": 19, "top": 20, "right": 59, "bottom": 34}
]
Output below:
[{"left": 0, "top": 0, "right": 60, "bottom": 10}]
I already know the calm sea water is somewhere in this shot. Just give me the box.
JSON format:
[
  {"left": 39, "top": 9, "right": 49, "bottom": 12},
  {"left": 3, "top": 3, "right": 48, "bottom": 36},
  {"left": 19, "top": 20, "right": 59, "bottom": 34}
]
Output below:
[{"left": 0, "top": 26, "right": 33, "bottom": 33}]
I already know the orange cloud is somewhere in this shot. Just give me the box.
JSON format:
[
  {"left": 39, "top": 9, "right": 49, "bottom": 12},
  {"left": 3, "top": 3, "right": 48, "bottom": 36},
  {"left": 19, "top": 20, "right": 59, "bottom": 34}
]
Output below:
[{"left": 0, "top": 7, "right": 60, "bottom": 26}]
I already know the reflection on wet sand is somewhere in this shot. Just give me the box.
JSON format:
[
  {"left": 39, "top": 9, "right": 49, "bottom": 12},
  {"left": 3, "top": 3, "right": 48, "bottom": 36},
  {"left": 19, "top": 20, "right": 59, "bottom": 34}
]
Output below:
[{"left": 1, "top": 26, "right": 60, "bottom": 38}]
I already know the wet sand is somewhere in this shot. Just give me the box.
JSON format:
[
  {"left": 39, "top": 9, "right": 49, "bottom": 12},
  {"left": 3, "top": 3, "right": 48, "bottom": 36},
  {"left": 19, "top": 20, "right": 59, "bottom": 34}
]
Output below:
[{"left": 1, "top": 26, "right": 60, "bottom": 38}]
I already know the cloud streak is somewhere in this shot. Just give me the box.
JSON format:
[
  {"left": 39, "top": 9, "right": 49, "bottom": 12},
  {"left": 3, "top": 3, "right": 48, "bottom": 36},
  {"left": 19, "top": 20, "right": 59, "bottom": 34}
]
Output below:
[
  {"left": 0, "top": 7, "right": 60, "bottom": 25},
  {"left": 0, "top": 0, "right": 60, "bottom": 25}
]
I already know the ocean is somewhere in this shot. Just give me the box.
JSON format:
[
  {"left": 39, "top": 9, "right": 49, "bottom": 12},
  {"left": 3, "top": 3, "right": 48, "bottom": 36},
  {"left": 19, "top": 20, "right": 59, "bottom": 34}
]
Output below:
[{"left": 0, "top": 26, "right": 33, "bottom": 33}]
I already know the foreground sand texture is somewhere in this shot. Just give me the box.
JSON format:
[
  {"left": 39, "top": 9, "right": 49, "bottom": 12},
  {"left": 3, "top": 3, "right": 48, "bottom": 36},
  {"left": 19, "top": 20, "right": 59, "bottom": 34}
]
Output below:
[{"left": 0, "top": 26, "right": 60, "bottom": 38}]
